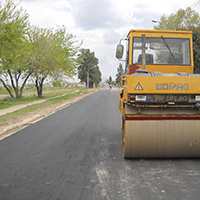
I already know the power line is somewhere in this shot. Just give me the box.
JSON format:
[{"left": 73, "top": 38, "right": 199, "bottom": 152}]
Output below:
[
  {"left": 191, "top": 0, "right": 198, "bottom": 7},
  {"left": 191, "top": 0, "right": 200, "bottom": 8}
]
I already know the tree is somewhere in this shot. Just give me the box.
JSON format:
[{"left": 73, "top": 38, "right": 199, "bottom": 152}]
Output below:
[
  {"left": 108, "top": 76, "right": 112, "bottom": 85},
  {"left": 78, "top": 49, "right": 101, "bottom": 88},
  {"left": 154, "top": 7, "right": 200, "bottom": 73},
  {"left": 154, "top": 7, "right": 200, "bottom": 30},
  {"left": 116, "top": 63, "right": 124, "bottom": 85},
  {"left": 193, "top": 28, "right": 200, "bottom": 74},
  {"left": 29, "top": 26, "right": 82, "bottom": 97},
  {"left": 0, "top": 0, "right": 31, "bottom": 99},
  {"left": 0, "top": 1, "right": 82, "bottom": 98},
  {"left": 89, "top": 66, "right": 101, "bottom": 87}
]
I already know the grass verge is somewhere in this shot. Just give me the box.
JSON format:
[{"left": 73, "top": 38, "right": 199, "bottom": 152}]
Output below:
[
  {"left": 0, "top": 88, "right": 80, "bottom": 110},
  {"left": 0, "top": 88, "right": 88, "bottom": 123}
]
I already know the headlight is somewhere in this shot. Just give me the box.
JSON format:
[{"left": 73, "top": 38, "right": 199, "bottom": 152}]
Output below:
[
  {"left": 135, "top": 95, "right": 146, "bottom": 101},
  {"left": 195, "top": 95, "right": 200, "bottom": 101}
]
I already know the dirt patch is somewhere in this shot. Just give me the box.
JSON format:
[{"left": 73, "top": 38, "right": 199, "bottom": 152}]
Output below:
[{"left": 0, "top": 88, "right": 100, "bottom": 140}]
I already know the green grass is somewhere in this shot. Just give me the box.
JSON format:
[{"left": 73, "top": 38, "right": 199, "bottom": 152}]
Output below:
[
  {"left": 0, "top": 87, "right": 82, "bottom": 110},
  {"left": 0, "top": 88, "right": 88, "bottom": 123},
  {"left": 0, "top": 87, "right": 11, "bottom": 95},
  {"left": 0, "top": 85, "right": 76, "bottom": 95}
]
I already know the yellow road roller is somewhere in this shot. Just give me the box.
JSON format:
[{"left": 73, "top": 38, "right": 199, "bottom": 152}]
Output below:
[{"left": 116, "top": 30, "right": 200, "bottom": 158}]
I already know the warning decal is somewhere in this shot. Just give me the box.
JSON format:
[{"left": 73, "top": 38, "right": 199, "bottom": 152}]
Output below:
[{"left": 134, "top": 82, "right": 143, "bottom": 90}]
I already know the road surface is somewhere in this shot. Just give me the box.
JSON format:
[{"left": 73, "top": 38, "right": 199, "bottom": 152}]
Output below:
[{"left": 0, "top": 88, "right": 200, "bottom": 200}]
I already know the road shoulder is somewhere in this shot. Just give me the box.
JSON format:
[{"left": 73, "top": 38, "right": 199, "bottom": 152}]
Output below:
[{"left": 0, "top": 88, "right": 101, "bottom": 140}]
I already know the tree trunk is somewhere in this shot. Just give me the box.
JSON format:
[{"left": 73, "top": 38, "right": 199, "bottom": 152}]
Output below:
[
  {"left": 20, "top": 70, "right": 33, "bottom": 98},
  {"left": 15, "top": 84, "right": 19, "bottom": 99},
  {"left": 0, "top": 78, "right": 15, "bottom": 99},
  {"left": 8, "top": 69, "right": 21, "bottom": 98},
  {"left": 35, "top": 80, "right": 41, "bottom": 97},
  {"left": 8, "top": 69, "right": 17, "bottom": 98},
  {"left": 89, "top": 81, "right": 93, "bottom": 88},
  {"left": 38, "top": 84, "right": 43, "bottom": 97},
  {"left": 35, "top": 78, "right": 45, "bottom": 97}
]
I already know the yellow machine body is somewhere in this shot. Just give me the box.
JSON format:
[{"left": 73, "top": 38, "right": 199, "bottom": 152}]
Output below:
[
  {"left": 117, "top": 30, "right": 200, "bottom": 158},
  {"left": 126, "top": 30, "right": 194, "bottom": 74}
]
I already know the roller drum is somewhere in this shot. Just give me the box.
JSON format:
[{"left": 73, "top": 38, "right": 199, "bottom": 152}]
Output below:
[{"left": 123, "top": 119, "right": 200, "bottom": 158}]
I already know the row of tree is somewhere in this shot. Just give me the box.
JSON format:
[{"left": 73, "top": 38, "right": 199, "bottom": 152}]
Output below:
[
  {"left": 0, "top": 0, "right": 82, "bottom": 98},
  {"left": 78, "top": 49, "right": 101, "bottom": 88},
  {"left": 0, "top": 0, "right": 102, "bottom": 99},
  {"left": 106, "top": 64, "right": 124, "bottom": 86}
]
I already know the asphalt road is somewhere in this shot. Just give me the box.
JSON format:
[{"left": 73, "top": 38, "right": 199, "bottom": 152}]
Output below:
[{"left": 1, "top": 87, "right": 200, "bottom": 200}]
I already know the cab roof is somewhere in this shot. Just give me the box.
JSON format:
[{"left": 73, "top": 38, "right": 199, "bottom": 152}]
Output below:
[{"left": 127, "top": 29, "right": 192, "bottom": 38}]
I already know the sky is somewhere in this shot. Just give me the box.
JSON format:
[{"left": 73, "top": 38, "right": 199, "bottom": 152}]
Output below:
[{"left": 8, "top": 0, "right": 200, "bottom": 82}]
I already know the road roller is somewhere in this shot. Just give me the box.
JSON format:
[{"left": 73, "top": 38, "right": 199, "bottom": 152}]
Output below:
[{"left": 116, "top": 29, "right": 200, "bottom": 158}]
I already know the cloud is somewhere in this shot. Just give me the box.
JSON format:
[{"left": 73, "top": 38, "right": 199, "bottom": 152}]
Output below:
[
  {"left": 103, "top": 30, "right": 122, "bottom": 45},
  {"left": 69, "top": 0, "right": 124, "bottom": 31},
  {"left": 12, "top": 0, "right": 195, "bottom": 81},
  {"left": 15, "top": 0, "right": 74, "bottom": 29}
]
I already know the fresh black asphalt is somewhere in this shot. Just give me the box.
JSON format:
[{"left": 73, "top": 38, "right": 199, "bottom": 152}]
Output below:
[{"left": 1, "top": 88, "right": 200, "bottom": 200}]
